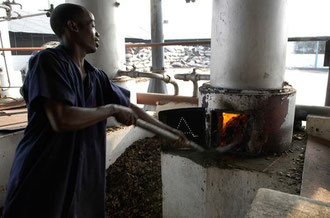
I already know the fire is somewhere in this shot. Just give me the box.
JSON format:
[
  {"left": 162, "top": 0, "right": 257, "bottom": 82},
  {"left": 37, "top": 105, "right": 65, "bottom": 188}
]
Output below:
[
  {"left": 219, "top": 113, "right": 249, "bottom": 147},
  {"left": 222, "top": 113, "right": 242, "bottom": 130}
]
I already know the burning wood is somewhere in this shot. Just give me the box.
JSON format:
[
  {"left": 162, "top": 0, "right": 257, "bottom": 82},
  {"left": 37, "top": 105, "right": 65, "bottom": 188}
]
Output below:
[{"left": 219, "top": 113, "right": 249, "bottom": 147}]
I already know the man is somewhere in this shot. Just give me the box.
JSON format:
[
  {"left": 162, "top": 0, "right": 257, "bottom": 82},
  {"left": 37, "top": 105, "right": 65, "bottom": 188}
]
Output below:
[{"left": 3, "top": 3, "right": 177, "bottom": 218}]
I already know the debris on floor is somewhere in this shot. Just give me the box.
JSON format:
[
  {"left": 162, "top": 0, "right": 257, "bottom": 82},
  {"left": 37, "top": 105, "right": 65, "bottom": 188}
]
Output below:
[{"left": 105, "top": 137, "right": 162, "bottom": 217}]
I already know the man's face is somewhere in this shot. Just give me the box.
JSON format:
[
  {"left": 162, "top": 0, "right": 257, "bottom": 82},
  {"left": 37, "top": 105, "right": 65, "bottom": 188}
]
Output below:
[{"left": 75, "top": 11, "right": 100, "bottom": 53}]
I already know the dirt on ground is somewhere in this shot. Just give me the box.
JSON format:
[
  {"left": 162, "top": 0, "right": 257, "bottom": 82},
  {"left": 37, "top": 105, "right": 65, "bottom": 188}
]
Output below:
[
  {"left": 273, "top": 131, "right": 306, "bottom": 194},
  {"left": 105, "top": 137, "right": 163, "bottom": 217}
]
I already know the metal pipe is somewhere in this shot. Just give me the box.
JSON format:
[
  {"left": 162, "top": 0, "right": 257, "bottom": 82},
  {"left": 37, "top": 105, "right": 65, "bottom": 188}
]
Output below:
[
  {"left": 0, "top": 12, "right": 48, "bottom": 22},
  {"left": 295, "top": 105, "right": 330, "bottom": 121},
  {"left": 0, "top": 1, "right": 52, "bottom": 22},
  {"left": 118, "top": 69, "right": 178, "bottom": 95},
  {"left": 126, "top": 40, "right": 210, "bottom": 48},
  {"left": 0, "top": 5, "right": 10, "bottom": 11},
  {"left": 174, "top": 69, "right": 210, "bottom": 97},
  {"left": 0, "top": 47, "right": 43, "bottom": 51},
  {"left": 5, "top": 12, "right": 47, "bottom": 20},
  {"left": 136, "top": 119, "right": 178, "bottom": 140},
  {"left": 150, "top": 0, "right": 164, "bottom": 73},
  {"left": 0, "top": 86, "right": 21, "bottom": 88},
  {"left": 148, "top": 0, "right": 167, "bottom": 95},
  {"left": 9, "top": 1, "right": 22, "bottom": 9},
  {"left": 174, "top": 71, "right": 210, "bottom": 81},
  {"left": 137, "top": 92, "right": 198, "bottom": 105},
  {"left": 192, "top": 80, "right": 198, "bottom": 97}
]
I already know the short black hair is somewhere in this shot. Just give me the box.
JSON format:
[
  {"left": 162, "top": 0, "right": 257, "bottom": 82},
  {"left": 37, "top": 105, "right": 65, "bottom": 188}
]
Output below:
[{"left": 50, "top": 3, "right": 87, "bottom": 37}]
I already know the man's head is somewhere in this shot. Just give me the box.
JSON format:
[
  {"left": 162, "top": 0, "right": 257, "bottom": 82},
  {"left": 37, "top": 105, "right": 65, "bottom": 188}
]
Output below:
[{"left": 50, "top": 3, "right": 100, "bottom": 53}]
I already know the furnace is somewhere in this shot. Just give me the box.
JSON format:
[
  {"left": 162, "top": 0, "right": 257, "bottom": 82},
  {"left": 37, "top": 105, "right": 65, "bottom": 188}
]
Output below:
[
  {"left": 200, "top": 84, "right": 296, "bottom": 155},
  {"left": 162, "top": 0, "right": 297, "bottom": 217},
  {"left": 199, "top": 0, "right": 296, "bottom": 155}
]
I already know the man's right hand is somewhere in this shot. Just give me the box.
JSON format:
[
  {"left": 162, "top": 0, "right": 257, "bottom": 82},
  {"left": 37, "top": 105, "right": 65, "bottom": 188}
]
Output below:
[{"left": 112, "top": 105, "right": 137, "bottom": 126}]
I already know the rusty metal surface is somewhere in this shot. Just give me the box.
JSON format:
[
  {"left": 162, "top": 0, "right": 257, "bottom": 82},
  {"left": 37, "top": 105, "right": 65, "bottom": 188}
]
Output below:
[
  {"left": 137, "top": 93, "right": 198, "bottom": 106},
  {"left": 0, "top": 47, "right": 44, "bottom": 51},
  {"left": 199, "top": 84, "right": 296, "bottom": 155},
  {"left": 0, "top": 107, "right": 27, "bottom": 131}
]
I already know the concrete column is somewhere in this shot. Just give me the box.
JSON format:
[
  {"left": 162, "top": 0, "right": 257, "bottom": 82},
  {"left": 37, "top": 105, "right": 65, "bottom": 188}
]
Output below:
[
  {"left": 150, "top": 0, "right": 164, "bottom": 73},
  {"left": 66, "top": 0, "right": 125, "bottom": 79},
  {"left": 147, "top": 0, "right": 167, "bottom": 94},
  {"left": 211, "top": 0, "right": 288, "bottom": 90}
]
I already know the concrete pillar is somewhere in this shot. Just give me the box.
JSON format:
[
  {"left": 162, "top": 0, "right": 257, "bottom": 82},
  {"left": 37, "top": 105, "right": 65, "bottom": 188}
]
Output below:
[
  {"left": 211, "top": 0, "right": 288, "bottom": 90},
  {"left": 0, "top": 9, "right": 23, "bottom": 98},
  {"left": 150, "top": 0, "right": 164, "bottom": 73},
  {"left": 147, "top": 0, "right": 167, "bottom": 95},
  {"left": 66, "top": 0, "right": 125, "bottom": 79}
]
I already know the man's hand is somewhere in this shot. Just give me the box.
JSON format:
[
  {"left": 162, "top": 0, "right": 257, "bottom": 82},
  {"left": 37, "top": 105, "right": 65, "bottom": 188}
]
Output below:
[{"left": 112, "top": 105, "right": 137, "bottom": 126}]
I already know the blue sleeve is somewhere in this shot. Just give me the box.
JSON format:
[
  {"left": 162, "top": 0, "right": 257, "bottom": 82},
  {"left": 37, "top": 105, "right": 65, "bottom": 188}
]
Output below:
[
  {"left": 99, "top": 70, "right": 130, "bottom": 107},
  {"left": 25, "top": 50, "right": 75, "bottom": 111}
]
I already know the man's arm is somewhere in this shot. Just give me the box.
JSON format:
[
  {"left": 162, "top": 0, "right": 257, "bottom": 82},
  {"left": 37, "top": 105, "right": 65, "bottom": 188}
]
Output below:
[{"left": 44, "top": 99, "right": 136, "bottom": 132}]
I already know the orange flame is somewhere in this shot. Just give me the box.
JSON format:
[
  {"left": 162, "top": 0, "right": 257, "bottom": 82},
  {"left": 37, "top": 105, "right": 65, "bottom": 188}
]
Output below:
[
  {"left": 222, "top": 113, "right": 241, "bottom": 130},
  {"left": 219, "top": 113, "right": 249, "bottom": 147}
]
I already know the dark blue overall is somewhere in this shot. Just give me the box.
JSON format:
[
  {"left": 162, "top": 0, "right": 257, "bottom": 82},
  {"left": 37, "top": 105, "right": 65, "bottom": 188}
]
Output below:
[{"left": 3, "top": 45, "right": 130, "bottom": 218}]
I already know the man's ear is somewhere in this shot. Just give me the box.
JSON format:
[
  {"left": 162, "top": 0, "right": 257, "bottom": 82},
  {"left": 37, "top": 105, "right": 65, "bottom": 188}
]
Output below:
[{"left": 67, "top": 20, "right": 79, "bottom": 32}]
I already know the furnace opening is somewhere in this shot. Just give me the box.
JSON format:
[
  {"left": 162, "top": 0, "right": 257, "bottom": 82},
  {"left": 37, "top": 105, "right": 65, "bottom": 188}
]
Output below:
[{"left": 217, "top": 112, "right": 250, "bottom": 149}]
